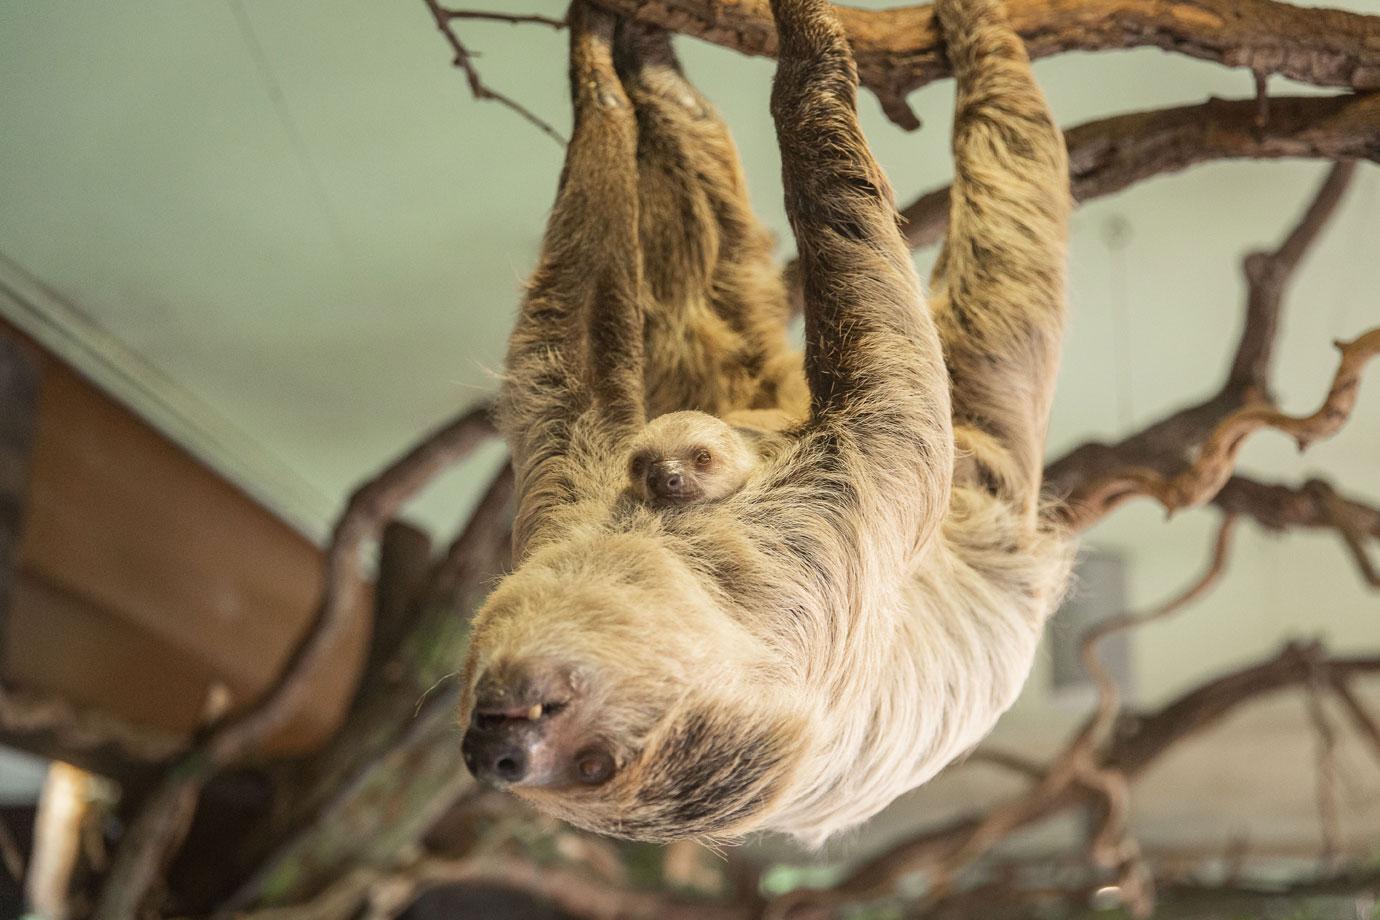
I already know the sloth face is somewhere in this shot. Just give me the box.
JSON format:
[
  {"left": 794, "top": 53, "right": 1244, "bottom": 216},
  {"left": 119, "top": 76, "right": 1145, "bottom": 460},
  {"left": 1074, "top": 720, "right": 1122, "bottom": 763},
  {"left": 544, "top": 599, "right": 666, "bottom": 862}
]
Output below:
[
  {"left": 459, "top": 536, "right": 803, "bottom": 840},
  {"left": 626, "top": 411, "right": 758, "bottom": 506}
]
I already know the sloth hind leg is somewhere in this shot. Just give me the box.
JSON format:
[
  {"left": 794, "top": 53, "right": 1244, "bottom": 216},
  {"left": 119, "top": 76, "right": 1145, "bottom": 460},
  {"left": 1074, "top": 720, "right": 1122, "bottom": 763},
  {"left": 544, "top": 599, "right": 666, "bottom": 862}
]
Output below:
[{"left": 616, "top": 25, "right": 802, "bottom": 420}]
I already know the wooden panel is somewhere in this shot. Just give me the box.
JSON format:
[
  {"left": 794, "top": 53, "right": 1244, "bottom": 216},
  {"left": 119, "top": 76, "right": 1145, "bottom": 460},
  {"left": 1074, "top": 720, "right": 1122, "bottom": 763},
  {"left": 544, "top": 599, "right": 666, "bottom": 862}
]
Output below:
[{"left": 0, "top": 321, "right": 371, "bottom": 758}]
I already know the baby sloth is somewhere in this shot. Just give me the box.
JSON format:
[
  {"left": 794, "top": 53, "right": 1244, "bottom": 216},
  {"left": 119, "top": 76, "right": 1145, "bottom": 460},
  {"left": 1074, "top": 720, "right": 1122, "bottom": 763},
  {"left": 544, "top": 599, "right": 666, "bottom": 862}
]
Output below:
[{"left": 626, "top": 411, "right": 759, "bottom": 506}]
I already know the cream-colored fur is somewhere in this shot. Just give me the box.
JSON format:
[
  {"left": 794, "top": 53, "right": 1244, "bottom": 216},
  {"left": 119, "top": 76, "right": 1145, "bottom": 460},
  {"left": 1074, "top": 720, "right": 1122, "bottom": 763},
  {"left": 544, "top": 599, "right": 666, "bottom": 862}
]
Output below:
[{"left": 463, "top": 0, "right": 1075, "bottom": 845}]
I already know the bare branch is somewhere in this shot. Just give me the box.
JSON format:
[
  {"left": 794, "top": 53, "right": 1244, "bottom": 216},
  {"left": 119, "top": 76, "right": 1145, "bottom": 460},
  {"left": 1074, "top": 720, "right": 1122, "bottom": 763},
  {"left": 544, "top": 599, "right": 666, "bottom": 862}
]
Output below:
[
  {"left": 1228, "top": 161, "right": 1359, "bottom": 398},
  {"left": 1302, "top": 665, "right": 1343, "bottom": 870},
  {"left": 590, "top": 0, "right": 1380, "bottom": 105},
  {"left": 236, "top": 852, "right": 751, "bottom": 920},
  {"left": 1061, "top": 329, "right": 1380, "bottom": 529},
  {"left": 900, "top": 94, "right": 1379, "bottom": 251},
  {"left": 0, "top": 683, "right": 186, "bottom": 765},
  {"left": 439, "top": 8, "right": 565, "bottom": 29},
  {"left": 422, "top": 0, "right": 565, "bottom": 144},
  {"left": 824, "top": 647, "right": 1380, "bottom": 911},
  {"left": 1327, "top": 673, "right": 1380, "bottom": 769}
]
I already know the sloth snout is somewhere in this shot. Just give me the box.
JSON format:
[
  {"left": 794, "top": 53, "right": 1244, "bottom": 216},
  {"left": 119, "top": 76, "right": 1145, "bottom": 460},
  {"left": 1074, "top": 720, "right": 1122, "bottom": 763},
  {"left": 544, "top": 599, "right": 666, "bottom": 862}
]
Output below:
[
  {"left": 462, "top": 721, "right": 535, "bottom": 784},
  {"left": 462, "top": 662, "right": 613, "bottom": 788},
  {"left": 647, "top": 461, "right": 691, "bottom": 498}
]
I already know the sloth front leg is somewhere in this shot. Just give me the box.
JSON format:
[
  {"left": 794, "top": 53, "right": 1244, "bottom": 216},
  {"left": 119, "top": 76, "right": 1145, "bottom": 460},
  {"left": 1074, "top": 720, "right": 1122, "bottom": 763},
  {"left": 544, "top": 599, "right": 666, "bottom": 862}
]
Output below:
[
  {"left": 501, "top": 1, "right": 645, "bottom": 559},
  {"left": 615, "top": 24, "right": 802, "bottom": 420},
  {"left": 767, "top": 0, "right": 954, "bottom": 554},
  {"left": 930, "top": 0, "right": 1070, "bottom": 523}
]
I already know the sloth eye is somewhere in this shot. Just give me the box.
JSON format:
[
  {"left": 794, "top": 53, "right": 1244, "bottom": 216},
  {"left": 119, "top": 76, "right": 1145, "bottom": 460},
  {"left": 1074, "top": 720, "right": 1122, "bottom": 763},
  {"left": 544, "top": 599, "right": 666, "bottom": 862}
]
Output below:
[
  {"left": 694, "top": 449, "right": 712, "bottom": 466},
  {"left": 630, "top": 456, "right": 646, "bottom": 478},
  {"left": 574, "top": 747, "right": 615, "bottom": 786}
]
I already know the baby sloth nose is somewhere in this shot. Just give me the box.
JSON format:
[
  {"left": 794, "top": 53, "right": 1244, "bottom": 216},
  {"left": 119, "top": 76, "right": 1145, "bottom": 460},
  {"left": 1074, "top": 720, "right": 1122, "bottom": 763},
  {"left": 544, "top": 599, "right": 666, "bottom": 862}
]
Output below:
[{"left": 648, "top": 463, "right": 687, "bottom": 496}]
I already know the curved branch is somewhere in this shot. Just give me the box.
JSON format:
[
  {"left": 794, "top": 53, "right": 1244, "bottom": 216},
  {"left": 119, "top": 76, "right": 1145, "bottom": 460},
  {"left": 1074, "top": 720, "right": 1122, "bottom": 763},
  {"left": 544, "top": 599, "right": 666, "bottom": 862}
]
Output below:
[
  {"left": 900, "top": 94, "right": 1380, "bottom": 250},
  {"left": 1227, "top": 161, "right": 1358, "bottom": 396},
  {"left": 1061, "top": 329, "right": 1380, "bottom": 529},
  {"left": 92, "top": 405, "right": 498, "bottom": 920},
  {"left": 591, "top": 0, "right": 1380, "bottom": 122}
]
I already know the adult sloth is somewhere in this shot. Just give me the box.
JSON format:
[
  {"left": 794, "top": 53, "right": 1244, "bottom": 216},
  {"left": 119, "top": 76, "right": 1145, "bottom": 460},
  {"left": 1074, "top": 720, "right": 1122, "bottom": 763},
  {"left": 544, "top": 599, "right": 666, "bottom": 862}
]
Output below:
[{"left": 459, "top": 0, "right": 1074, "bottom": 846}]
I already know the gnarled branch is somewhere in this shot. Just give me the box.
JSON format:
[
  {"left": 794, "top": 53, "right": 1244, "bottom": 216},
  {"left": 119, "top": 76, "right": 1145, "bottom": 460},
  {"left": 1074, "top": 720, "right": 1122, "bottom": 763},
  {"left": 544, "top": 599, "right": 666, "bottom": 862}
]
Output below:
[
  {"left": 92, "top": 406, "right": 498, "bottom": 920},
  {"left": 590, "top": 0, "right": 1380, "bottom": 127}
]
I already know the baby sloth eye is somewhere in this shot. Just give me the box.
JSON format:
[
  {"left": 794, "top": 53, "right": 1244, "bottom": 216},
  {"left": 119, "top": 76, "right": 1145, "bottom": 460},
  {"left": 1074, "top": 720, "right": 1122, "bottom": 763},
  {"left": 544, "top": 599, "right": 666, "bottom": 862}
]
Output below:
[
  {"left": 630, "top": 456, "right": 647, "bottom": 478},
  {"left": 574, "top": 747, "right": 615, "bottom": 786},
  {"left": 694, "top": 449, "right": 713, "bottom": 466}
]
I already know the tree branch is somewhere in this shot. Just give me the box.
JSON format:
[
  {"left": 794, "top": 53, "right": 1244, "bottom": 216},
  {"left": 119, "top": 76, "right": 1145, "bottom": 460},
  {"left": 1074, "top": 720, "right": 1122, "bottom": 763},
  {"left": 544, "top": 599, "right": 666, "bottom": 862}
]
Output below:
[
  {"left": 1228, "top": 161, "right": 1359, "bottom": 397},
  {"left": 1059, "top": 329, "right": 1380, "bottom": 529},
  {"left": 590, "top": 0, "right": 1380, "bottom": 127},
  {"left": 1041, "top": 160, "right": 1374, "bottom": 532},
  {"left": 92, "top": 406, "right": 498, "bottom": 920},
  {"left": 899, "top": 95, "right": 1379, "bottom": 251}
]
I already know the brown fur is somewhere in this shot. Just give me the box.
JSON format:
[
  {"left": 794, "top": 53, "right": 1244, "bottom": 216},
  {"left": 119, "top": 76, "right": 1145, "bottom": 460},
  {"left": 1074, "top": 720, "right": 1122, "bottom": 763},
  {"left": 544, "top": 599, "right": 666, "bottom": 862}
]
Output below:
[{"left": 467, "top": 0, "right": 1074, "bottom": 845}]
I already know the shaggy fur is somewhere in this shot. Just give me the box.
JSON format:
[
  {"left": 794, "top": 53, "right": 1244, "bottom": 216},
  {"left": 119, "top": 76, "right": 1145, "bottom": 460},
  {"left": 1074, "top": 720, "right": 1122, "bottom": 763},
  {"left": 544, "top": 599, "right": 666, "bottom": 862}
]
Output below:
[{"left": 463, "top": 0, "right": 1075, "bottom": 845}]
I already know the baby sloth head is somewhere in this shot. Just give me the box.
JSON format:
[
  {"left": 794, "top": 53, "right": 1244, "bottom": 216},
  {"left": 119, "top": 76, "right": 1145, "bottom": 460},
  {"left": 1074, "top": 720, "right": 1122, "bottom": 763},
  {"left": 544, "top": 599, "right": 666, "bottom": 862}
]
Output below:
[{"left": 627, "top": 411, "right": 758, "bottom": 506}]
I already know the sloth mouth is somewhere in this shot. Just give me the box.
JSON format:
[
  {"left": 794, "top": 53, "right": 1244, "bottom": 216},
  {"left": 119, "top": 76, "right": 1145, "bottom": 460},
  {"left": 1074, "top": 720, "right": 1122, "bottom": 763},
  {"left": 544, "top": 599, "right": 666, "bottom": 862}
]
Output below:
[{"left": 473, "top": 700, "right": 569, "bottom": 730}]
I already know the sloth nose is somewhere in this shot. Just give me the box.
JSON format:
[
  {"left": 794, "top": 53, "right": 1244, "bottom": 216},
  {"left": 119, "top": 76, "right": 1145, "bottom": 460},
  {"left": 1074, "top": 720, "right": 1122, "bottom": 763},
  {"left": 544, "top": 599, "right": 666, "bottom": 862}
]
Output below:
[
  {"left": 648, "top": 466, "right": 686, "bottom": 495},
  {"left": 462, "top": 727, "right": 532, "bottom": 784},
  {"left": 462, "top": 662, "right": 569, "bottom": 786}
]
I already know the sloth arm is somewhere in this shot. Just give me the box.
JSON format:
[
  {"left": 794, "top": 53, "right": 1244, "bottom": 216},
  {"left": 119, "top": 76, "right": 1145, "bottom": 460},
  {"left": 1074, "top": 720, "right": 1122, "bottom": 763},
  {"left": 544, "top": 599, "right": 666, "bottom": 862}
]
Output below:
[
  {"left": 501, "top": 2, "right": 647, "bottom": 559},
  {"left": 768, "top": 0, "right": 955, "bottom": 558},
  {"left": 930, "top": 0, "right": 1070, "bottom": 525}
]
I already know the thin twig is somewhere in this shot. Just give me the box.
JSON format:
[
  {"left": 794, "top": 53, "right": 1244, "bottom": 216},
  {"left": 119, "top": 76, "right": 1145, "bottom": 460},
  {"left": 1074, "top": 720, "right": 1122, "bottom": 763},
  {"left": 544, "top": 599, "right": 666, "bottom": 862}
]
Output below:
[
  {"left": 422, "top": 0, "right": 565, "bottom": 144},
  {"left": 1326, "top": 674, "right": 1380, "bottom": 769},
  {"left": 1302, "top": 666, "right": 1343, "bottom": 871},
  {"left": 440, "top": 7, "right": 565, "bottom": 29}
]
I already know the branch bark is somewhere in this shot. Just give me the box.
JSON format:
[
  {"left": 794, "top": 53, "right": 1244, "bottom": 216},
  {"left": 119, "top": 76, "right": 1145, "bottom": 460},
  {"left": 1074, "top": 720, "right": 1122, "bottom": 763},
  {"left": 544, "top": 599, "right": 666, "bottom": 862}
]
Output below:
[
  {"left": 900, "top": 96, "right": 1379, "bottom": 250},
  {"left": 92, "top": 405, "right": 498, "bottom": 920},
  {"left": 1040, "top": 161, "right": 1377, "bottom": 533},
  {"left": 590, "top": 0, "right": 1380, "bottom": 125}
]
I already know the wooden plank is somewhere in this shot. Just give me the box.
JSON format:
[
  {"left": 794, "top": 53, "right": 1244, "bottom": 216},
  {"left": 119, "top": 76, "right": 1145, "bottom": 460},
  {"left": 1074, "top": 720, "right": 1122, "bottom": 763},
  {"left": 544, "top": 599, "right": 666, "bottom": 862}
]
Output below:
[{"left": 0, "top": 321, "right": 371, "bottom": 759}]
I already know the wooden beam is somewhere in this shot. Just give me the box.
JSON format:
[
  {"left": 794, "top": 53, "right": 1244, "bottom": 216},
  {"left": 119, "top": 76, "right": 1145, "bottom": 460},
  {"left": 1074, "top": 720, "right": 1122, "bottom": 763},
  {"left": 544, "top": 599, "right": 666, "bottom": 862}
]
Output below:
[{"left": 0, "top": 321, "right": 372, "bottom": 766}]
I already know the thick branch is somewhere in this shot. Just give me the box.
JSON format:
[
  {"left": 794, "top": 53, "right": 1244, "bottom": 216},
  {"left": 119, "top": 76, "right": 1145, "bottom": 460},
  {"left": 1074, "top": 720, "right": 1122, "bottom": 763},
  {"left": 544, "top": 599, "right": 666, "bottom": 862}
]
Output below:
[
  {"left": 92, "top": 406, "right": 497, "bottom": 920},
  {"left": 591, "top": 0, "right": 1380, "bottom": 121},
  {"left": 1042, "top": 161, "right": 1373, "bottom": 532},
  {"left": 900, "top": 95, "right": 1380, "bottom": 250}
]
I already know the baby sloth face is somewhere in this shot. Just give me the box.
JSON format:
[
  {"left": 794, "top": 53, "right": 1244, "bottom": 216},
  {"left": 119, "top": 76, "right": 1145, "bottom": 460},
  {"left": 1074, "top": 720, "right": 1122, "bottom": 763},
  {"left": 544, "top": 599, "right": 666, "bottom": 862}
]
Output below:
[{"left": 626, "top": 411, "right": 758, "bottom": 506}]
